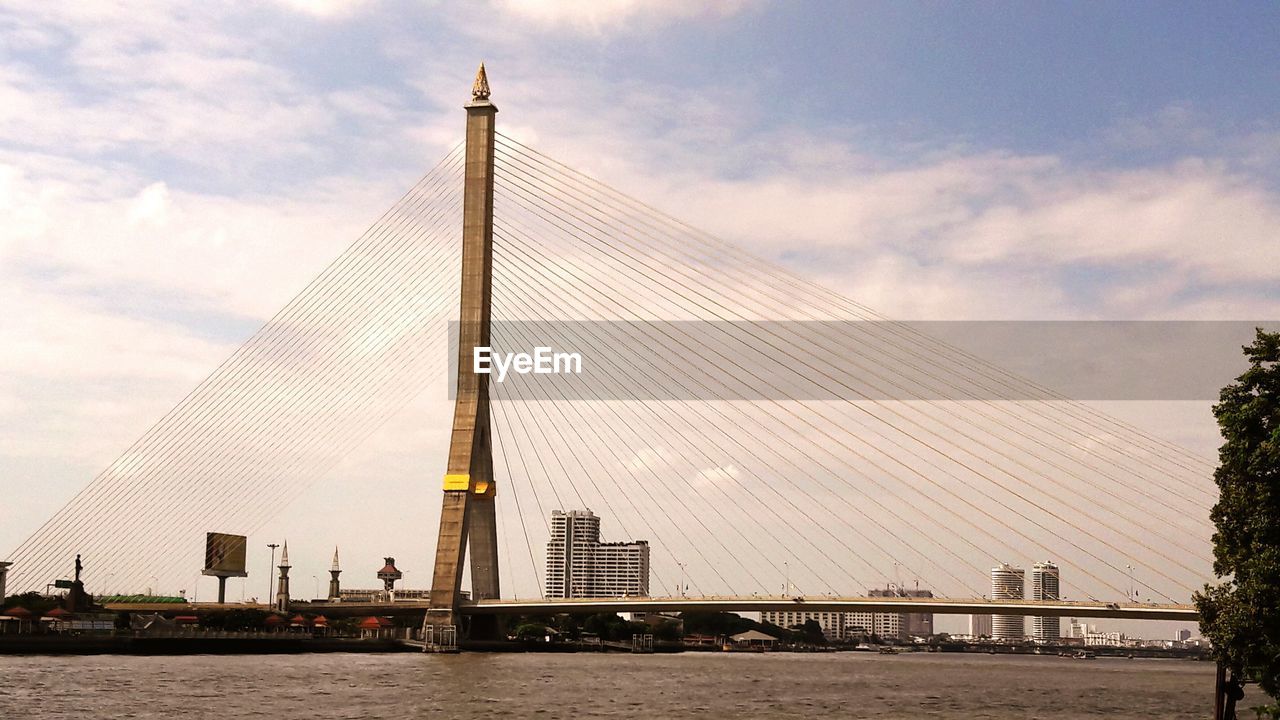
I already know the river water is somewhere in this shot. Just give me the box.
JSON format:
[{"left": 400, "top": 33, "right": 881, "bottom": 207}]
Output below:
[{"left": 0, "top": 652, "right": 1222, "bottom": 718}]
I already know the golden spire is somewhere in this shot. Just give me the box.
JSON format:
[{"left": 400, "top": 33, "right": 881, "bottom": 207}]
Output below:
[{"left": 472, "top": 62, "right": 491, "bottom": 101}]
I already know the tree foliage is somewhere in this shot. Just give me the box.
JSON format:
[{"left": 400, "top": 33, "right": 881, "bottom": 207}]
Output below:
[{"left": 1195, "top": 329, "right": 1280, "bottom": 696}]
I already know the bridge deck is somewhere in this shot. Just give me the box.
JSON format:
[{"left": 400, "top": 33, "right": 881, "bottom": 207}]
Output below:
[{"left": 104, "top": 595, "right": 1197, "bottom": 620}]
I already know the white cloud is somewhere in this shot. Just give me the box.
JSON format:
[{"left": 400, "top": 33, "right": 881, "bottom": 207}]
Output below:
[
  {"left": 128, "top": 182, "right": 171, "bottom": 226},
  {"left": 490, "top": 0, "right": 755, "bottom": 34},
  {"left": 272, "top": 0, "right": 372, "bottom": 19}
]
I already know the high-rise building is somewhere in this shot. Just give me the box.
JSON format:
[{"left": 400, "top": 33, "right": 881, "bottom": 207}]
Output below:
[
  {"left": 864, "top": 585, "right": 934, "bottom": 640},
  {"left": 846, "top": 611, "right": 875, "bottom": 637},
  {"left": 968, "top": 614, "right": 992, "bottom": 638},
  {"left": 1030, "top": 562, "right": 1061, "bottom": 642},
  {"left": 990, "top": 563, "right": 1025, "bottom": 640},
  {"left": 546, "top": 510, "right": 649, "bottom": 598},
  {"left": 899, "top": 587, "right": 934, "bottom": 637},
  {"left": 760, "top": 611, "right": 845, "bottom": 640}
]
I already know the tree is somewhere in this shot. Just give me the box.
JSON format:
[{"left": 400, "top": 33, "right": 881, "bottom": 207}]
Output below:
[
  {"left": 1194, "top": 329, "right": 1280, "bottom": 697},
  {"left": 513, "top": 622, "right": 549, "bottom": 641},
  {"left": 799, "top": 619, "right": 827, "bottom": 645},
  {"left": 652, "top": 620, "right": 682, "bottom": 642}
]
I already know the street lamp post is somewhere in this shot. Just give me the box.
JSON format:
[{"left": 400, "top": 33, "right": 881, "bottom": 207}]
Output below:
[
  {"left": 784, "top": 561, "right": 790, "bottom": 597},
  {"left": 267, "top": 543, "right": 280, "bottom": 605},
  {"left": 676, "top": 562, "right": 687, "bottom": 598}
]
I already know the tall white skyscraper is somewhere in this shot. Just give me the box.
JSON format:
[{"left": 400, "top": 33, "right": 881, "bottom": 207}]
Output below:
[
  {"left": 1030, "top": 561, "right": 1061, "bottom": 642},
  {"left": 991, "top": 563, "right": 1025, "bottom": 640},
  {"left": 545, "top": 510, "right": 649, "bottom": 598}
]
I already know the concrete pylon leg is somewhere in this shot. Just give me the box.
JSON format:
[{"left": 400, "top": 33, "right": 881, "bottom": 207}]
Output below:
[
  {"left": 427, "top": 65, "right": 501, "bottom": 640},
  {"left": 468, "top": 427, "right": 501, "bottom": 602}
]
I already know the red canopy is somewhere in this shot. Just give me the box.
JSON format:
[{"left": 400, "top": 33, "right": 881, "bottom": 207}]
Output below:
[
  {"left": 2, "top": 607, "right": 32, "bottom": 618},
  {"left": 357, "top": 616, "right": 392, "bottom": 630},
  {"left": 44, "top": 608, "right": 71, "bottom": 618}
]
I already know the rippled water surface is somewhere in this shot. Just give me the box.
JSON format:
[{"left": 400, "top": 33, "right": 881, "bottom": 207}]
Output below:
[{"left": 1, "top": 652, "right": 1219, "bottom": 719}]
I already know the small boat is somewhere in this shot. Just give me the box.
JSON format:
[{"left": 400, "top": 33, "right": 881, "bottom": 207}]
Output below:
[
  {"left": 1073, "top": 650, "right": 1097, "bottom": 660},
  {"left": 878, "top": 646, "right": 899, "bottom": 655}
]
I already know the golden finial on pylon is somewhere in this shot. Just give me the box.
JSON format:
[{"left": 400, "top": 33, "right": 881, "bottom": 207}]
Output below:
[{"left": 472, "top": 62, "right": 491, "bottom": 101}]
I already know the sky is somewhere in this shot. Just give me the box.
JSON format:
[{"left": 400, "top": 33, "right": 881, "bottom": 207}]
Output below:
[{"left": 2, "top": 1, "right": 1279, "bottom": 637}]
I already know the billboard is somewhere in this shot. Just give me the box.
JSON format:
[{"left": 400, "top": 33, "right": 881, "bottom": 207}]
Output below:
[{"left": 202, "top": 532, "right": 248, "bottom": 577}]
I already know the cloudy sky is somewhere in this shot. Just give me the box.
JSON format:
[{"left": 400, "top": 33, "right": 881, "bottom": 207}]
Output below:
[{"left": 2, "top": 1, "right": 1278, "bottom": 633}]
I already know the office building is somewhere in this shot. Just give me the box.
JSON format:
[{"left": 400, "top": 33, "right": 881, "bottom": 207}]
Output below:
[
  {"left": 1030, "top": 561, "right": 1061, "bottom": 642},
  {"left": 546, "top": 510, "right": 649, "bottom": 598},
  {"left": 969, "top": 614, "right": 992, "bottom": 638},
  {"left": 991, "top": 563, "right": 1025, "bottom": 640},
  {"left": 866, "top": 585, "right": 934, "bottom": 640},
  {"left": 846, "top": 611, "right": 875, "bottom": 637},
  {"left": 760, "top": 611, "right": 845, "bottom": 641}
]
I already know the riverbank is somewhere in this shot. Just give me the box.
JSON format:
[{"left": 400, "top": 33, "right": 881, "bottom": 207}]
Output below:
[{"left": 0, "top": 635, "right": 412, "bottom": 655}]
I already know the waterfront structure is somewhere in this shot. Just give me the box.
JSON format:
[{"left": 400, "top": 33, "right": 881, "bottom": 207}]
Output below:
[
  {"left": 1084, "top": 629, "right": 1127, "bottom": 646},
  {"left": 760, "top": 610, "right": 845, "bottom": 640},
  {"left": 377, "top": 558, "right": 403, "bottom": 601},
  {"left": 969, "top": 614, "right": 992, "bottom": 638},
  {"left": 1030, "top": 562, "right": 1061, "bottom": 642},
  {"left": 274, "top": 542, "right": 291, "bottom": 613},
  {"left": 0, "top": 561, "right": 10, "bottom": 601},
  {"left": 340, "top": 588, "right": 433, "bottom": 602},
  {"left": 545, "top": 510, "right": 649, "bottom": 598},
  {"left": 327, "top": 547, "right": 341, "bottom": 601},
  {"left": 991, "top": 564, "right": 1025, "bottom": 640}
]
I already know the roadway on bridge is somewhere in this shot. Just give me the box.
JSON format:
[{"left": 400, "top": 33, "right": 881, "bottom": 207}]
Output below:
[{"left": 104, "top": 595, "right": 1197, "bottom": 621}]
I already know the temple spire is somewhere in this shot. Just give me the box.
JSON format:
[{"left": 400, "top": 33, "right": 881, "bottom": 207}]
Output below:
[
  {"left": 471, "top": 62, "right": 491, "bottom": 102},
  {"left": 327, "top": 546, "right": 342, "bottom": 602},
  {"left": 274, "top": 541, "right": 291, "bottom": 612}
]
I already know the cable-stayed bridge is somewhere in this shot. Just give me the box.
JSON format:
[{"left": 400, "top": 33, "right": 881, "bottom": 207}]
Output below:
[{"left": 6, "top": 67, "right": 1211, "bottom": 629}]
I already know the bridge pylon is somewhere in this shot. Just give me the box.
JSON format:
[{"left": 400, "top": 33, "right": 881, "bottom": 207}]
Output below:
[{"left": 425, "top": 64, "right": 502, "bottom": 639}]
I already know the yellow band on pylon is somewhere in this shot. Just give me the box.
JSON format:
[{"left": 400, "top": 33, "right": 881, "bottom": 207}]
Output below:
[
  {"left": 473, "top": 480, "right": 493, "bottom": 496},
  {"left": 443, "top": 473, "right": 470, "bottom": 491}
]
